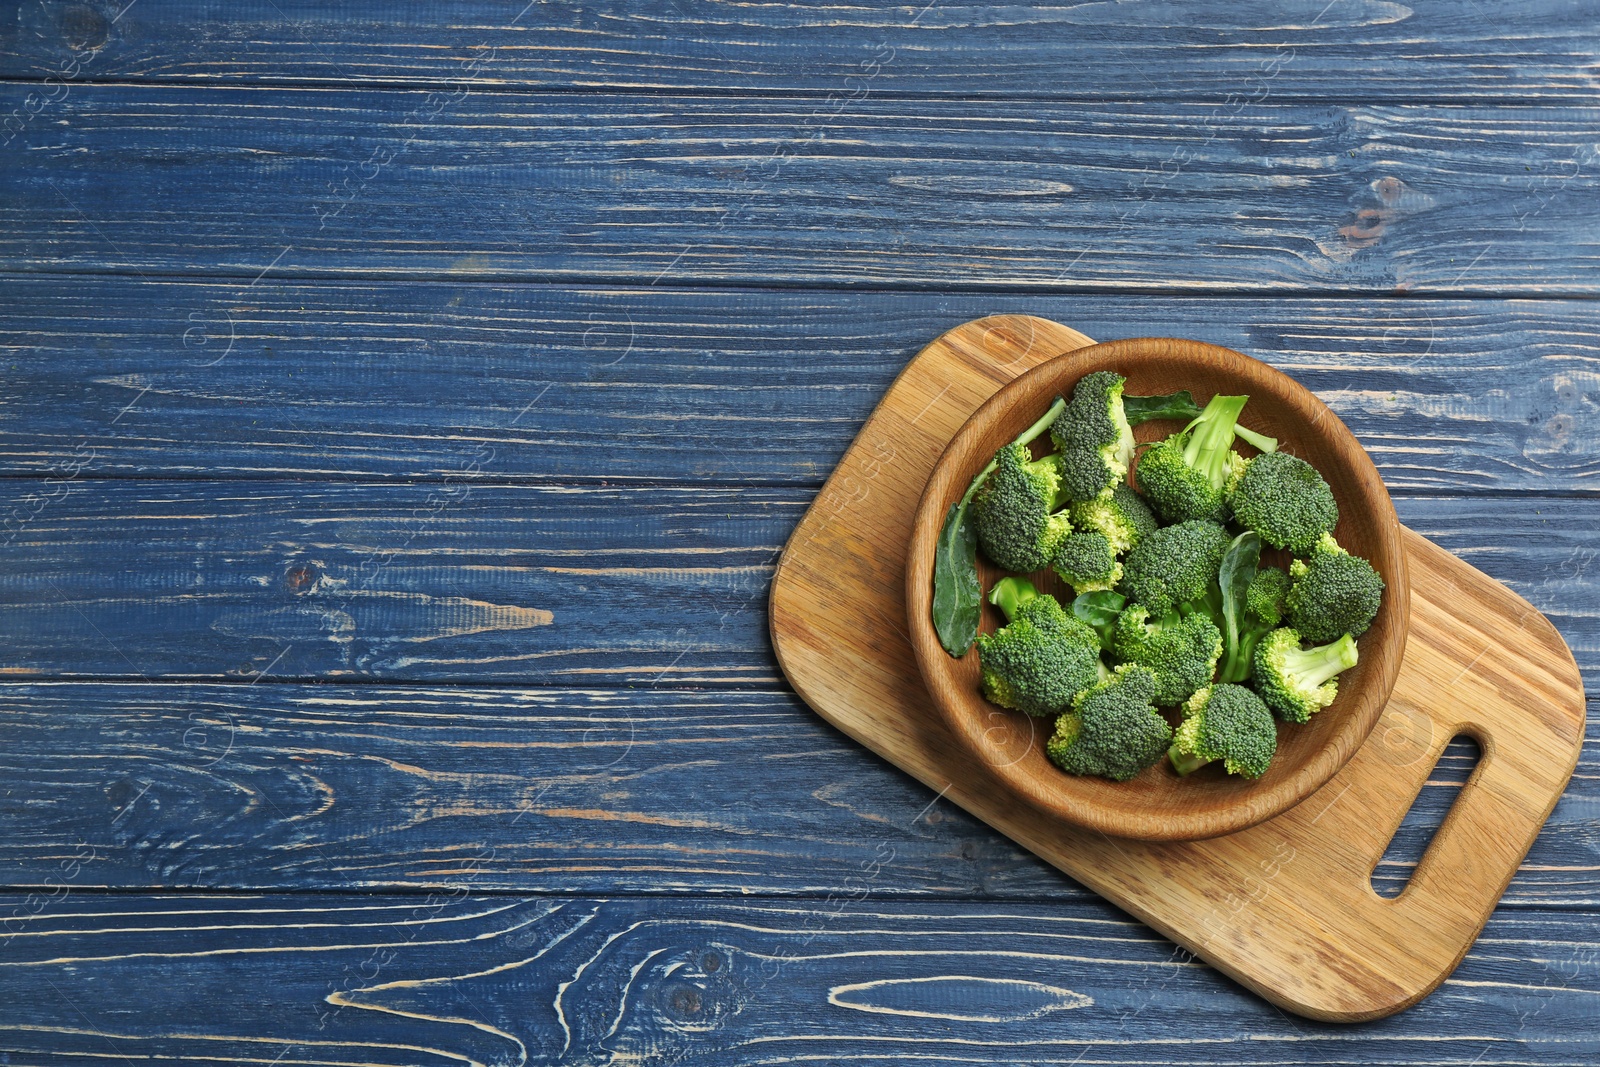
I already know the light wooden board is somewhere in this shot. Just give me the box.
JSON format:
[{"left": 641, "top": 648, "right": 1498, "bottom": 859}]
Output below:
[{"left": 769, "top": 315, "right": 1588, "bottom": 1021}]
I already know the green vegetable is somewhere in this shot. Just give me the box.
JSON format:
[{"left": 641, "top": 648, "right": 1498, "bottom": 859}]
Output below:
[
  {"left": 1221, "top": 561, "right": 1290, "bottom": 684},
  {"left": 1119, "top": 518, "right": 1232, "bottom": 618},
  {"left": 1169, "top": 684, "right": 1278, "bottom": 778},
  {"left": 1134, "top": 393, "right": 1251, "bottom": 523},
  {"left": 1111, "top": 603, "right": 1223, "bottom": 706},
  {"left": 1216, "top": 532, "right": 1257, "bottom": 683},
  {"left": 1230, "top": 450, "right": 1339, "bottom": 556},
  {"left": 1071, "top": 589, "right": 1126, "bottom": 651},
  {"left": 971, "top": 443, "right": 1072, "bottom": 572},
  {"left": 932, "top": 503, "right": 983, "bottom": 656},
  {"left": 1046, "top": 663, "right": 1171, "bottom": 781},
  {"left": 1052, "top": 530, "right": 1122, "bottom": 595},
  {"left": 1253, "top": 627, "right": 1359, "bottom": 723},
  {"left": 1069, "top": 483, "right": 1157, "bottom": 555},
  {"left": 932, "top": 397, "right": 1066, "bottom": 656},
  {"left": 1124, "top": 389, "right": 1279, "bottom": 453},
  {"left": 1051, "top": 371, "right": 1135, "bottom": 503},
  {"left": 976, "top": 579, "right": 1102, "bottom": 717},
  {"left": 1285, "top": 533, "right": 1385, "bottom": 644}
]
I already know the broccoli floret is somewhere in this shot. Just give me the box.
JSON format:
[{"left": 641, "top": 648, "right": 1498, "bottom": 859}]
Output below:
[
  {"left": 1285, "top": 533, "right": 1385, "bottom": 644},
  {"left": 976, "top": 579, "right": 1101, "bottom": 717},
  {"left": 1111, "top": 604, "right": 1223, "bottom": 706},
  {"left": 1134, "top": 393, "right": 1251, "bottom": 523},
  {"left": 1169, "top": 684, "right": 1278, "bottom": 778},
  {"left": 1052, "top": 530, "right": 1122, "bottom": 595},
  {"left": 1253, "top": 627, "right": 1359, "bottom": 723},
  {"left": 1246, "top": 566, "right": 1290, "bottom": 629},
  {"left": 971, "top": 442, "right": 1073, "bottom": 572},
  {"left": 1051, "top": 371, "right": 1135, "bottom": 502},
  {"left": 1046, "top": 663, "right": 1170, "bottom": 781},
  {"left": 1229, "top": 451, "right": 1339, "bottom": 556},
  {"left": 1069, "top": 483, "right": 1158, "bottom": 555},
  {"left": 1120, "top": 518, "right": 1231, "bottom": 617},
  {"left": 991, "top": 577, "right": 1102, "bottom": 649},
  {"left": 1221, "top": 564, "right": 1291, "bottom": 684}
]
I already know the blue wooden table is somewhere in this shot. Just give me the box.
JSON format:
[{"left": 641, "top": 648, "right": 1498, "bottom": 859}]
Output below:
[{"left": 2, "top": 2, "right": 1597, "bottom": 1062}]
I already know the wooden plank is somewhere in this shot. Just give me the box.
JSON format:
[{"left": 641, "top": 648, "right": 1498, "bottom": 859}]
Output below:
[
  {"left": 5, "top": 87, "right": 1599, "bottom": 293},
  {"left": 3, "top": 279, "right": 1598, "bottom": 493},
  {"left": 0, "top": 892, "right": 1597, "bottom": 1064},
  {"left": 1, "top": 482, "right": 1598, "bottom": 685},
  {"left": 0, "top": 481, "right": 794, "bottom": 685},
  {"left": 4, "top": 0, "right": 1598, "bottom": 103},
  {"left": 0, "top": 680, "right": 1593, "bottom": 903}
]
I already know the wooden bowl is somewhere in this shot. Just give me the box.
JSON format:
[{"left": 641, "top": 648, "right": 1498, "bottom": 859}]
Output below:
[{"left": 905, "top": 337, "right": 1409, "bottom": 841}]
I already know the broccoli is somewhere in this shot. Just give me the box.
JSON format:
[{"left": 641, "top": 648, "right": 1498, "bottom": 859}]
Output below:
[
  {"left": 1133, "top": 393, "right": 1251, "bottom": 523},
  {"left": 1046, "top": 663, "right": 1170, "bottom": 781},
  {"left": 1214, "top": 531, "right": 1292, "bottom": 684},
  {"left": 1169, "top": 684, "right": 1278, "bottom": 778},
  {"left": 1246, "top": 566, "right": 1290, "bottom": 629},
  {"left": 990, "top": 577, "right": 1102, "bottom": 648},
  {"left": 1051, "top": 371, "right": 1135, "bottom": 503},
  {"left": 1285, "top": 533, "right": 1385, "bottom": 644},
  {"left": 1229, "top": 450, "right": 1339, "bottom": 556},
  {"left": 971, "top": 442, "right": 1073, "bottom": 572},
  {"left": 1119, "top": 518, "right": 1232, "bottom": 617},
  {"left": 1220, "top": 564, "right": 1290, "bottom": 683},
  {"left": 976, "top": 579, "right": 1101, "bottom": 717},
  {"left": 1052, "top": 530, "right": 1122, "bottom": 595},
  {"left": 1111, "top": 603, "right": 1223, "bottom": 706},
  {"left": 1069, "top": 483, "right": 1158, "bottom": 555},
  {"left": 1253, "top": 627, "right": 1359, "bottom": 723}
]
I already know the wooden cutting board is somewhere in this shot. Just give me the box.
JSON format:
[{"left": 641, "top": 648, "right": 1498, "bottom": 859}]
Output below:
[{"left": 769, "top": 315, "right": 1586, "bottom": 1022}]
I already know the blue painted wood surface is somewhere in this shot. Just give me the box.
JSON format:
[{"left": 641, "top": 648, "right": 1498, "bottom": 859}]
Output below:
[
  {"left": 0, "top": 1, "right": 1597, "bottom": 1061},
  {"left": 5, "top": 87, "right": 1598, "bottom": 294}
]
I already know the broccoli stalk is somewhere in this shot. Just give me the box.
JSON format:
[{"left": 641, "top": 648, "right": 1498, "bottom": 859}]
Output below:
[
  {"left": 1176, "top": 394, "right": 1248, "bottom": 491},
  {"left": 1124, "top": 389, "right": 1279, "bottom": 454},
  {"left": 988, "top": 575, "right": 1038, "bottom": 621},
  {"left": 1134, "top": 394, "right": 1251, "bottom": 523},
  {"left": 1253, "top": 628, "right": 1359, "bottom": 723}
]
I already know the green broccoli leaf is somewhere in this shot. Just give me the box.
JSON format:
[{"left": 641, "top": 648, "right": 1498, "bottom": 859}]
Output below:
[
  {"left": 1122, "top": 391, "right": 1202, "bottom": 426},
  {"left": 933, "top": 396, "right": 1067, "bottom": 656},
  {"left": 1071, "top": 589, "right": 1126, "bottom": 651},
  {"left": 933, "top": 501, "right": 982, "bottom": 656}
]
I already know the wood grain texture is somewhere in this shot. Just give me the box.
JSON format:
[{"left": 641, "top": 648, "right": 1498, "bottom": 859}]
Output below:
[
  {"left": 5, "top": 0, "right": 1599, "bottom": 103},
  {"left": 2, "top": 479, "right": 1600, "bottom": 686},
  {"left": 5, "top": 89, "right": 1599, "bottom": 293},
  {"left": 2, "top": 893, "right": 1599, "bottom": 1067},
  {"left": 3, "top": 277, "right": 1599, "bottom": 493},
  {"left": 0, "top": 680, "right": 1593, "bottom": 903},
  {"left": 771, "top": 315, "right": 1586, "bottom": 1019}
]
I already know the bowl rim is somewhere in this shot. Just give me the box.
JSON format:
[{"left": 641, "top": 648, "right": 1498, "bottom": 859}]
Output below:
[{"left": 904, "top": 336, "right": 1410, "bottom": 841}]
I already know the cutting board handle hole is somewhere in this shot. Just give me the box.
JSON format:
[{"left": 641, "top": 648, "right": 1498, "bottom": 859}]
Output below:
[{"left": 1370, "top": 733, "right": 1483, "bottom": 899}]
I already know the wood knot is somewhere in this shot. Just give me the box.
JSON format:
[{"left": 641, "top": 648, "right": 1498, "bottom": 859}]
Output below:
[
  {"left": 667, "top": 986, "right": 702, "bottom": 1019},
  {"left": 59, "top": 4, "right": 110, "bottom": 51},
  {"left": 285, "top": 563, "right": 321, "bottom": 592}
]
